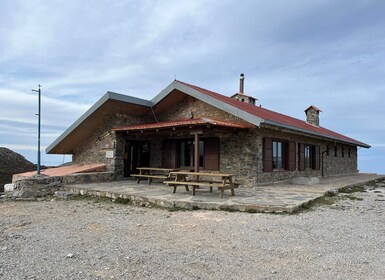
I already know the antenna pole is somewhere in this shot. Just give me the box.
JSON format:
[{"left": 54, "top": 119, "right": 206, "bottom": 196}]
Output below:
[{"left": 32, "top": 85, "right": 42, "bottom": 175}]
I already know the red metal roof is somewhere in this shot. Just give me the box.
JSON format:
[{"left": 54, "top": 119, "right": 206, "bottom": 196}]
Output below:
[
  {"left": 113, "top": 118, "right": 253, "bottom": 132},
  {"left": 176, "top": 80, "right": 369, "bottom": 147}
]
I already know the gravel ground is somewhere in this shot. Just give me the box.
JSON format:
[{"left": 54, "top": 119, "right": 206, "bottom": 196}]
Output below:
[{"left": 1, "top": 184, "right": 384, "bottom": 280}]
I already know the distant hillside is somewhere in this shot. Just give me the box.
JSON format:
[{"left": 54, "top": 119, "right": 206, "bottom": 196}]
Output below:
[{"left": 0, "top": 147, "right": 36, "bottom": 191}]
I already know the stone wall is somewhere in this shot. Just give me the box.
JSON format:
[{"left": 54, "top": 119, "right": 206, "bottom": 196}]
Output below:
[
  {"left": 219, "top": 126, "right": 358, "bottom": 185},
  {"left": 72, "top": 113, "right": 152, "bottom": 174},
  {"left": 157, "top": 95, "right": 250, "bottom": 125},
  {"left": 323, "top": 145, "right": 357, "bottom": 176},
  {"left": 11, "top": 172, "right": 115, "bottom": 198}
]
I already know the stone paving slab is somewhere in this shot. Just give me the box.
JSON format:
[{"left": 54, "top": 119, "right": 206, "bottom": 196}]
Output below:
[{"left": 65, "top": 173, "right": 385, "bottom": 213}]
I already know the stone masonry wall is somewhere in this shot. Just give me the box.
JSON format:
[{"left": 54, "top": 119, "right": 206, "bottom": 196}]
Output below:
[
  {"left": 157, "top": 95, "right": 250, "bottom": 125},
  {"left": 219, "top": 126, "right": 358, "bottom": 186},
  {"left": 72, "top": 112, "right": 153, "bottom": 174},
  {"left": 323, "top": 145, "right": 357, "bottom": 176}
]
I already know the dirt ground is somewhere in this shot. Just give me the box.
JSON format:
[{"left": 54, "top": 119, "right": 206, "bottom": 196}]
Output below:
[{"left": 1, "top": 185, "right": 384, "bottom": 280}]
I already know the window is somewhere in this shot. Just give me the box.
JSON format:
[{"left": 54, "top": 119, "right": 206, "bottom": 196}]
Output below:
[
  {"left": 298, "top": 143, "right": 320, "bottom": 171},
  {"left": 272, "top": 141, "right": 284, "bottom": 169},
  {"left": 348, "top": 148, "right": 351, "bottom": 158},
  {"left": 334, "top": 146, "right": 338, "bottom": 157},
  {"left": 179, "top": 140, "right": 204, "bottom": 167},
  {"left": 263, "top": 138, "right": 296, "bottom": 172},
  {"left": 304, "top": 145, "right": 312, "bottom": 169},
  {"left": 341, "top": 147, "right": 345, "bottom": 157},
  {"left": 326, "top": 145, "right": 330, "bottom": 156},
  {"left": 162, "top": 138, "right": 219, "bottom": 170}
]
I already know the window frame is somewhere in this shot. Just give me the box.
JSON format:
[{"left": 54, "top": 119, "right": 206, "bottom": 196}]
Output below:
[
  {"left": 304, "top": 144, "right": 313, "bottom": 169},
  {"left": 178, "top": 139, "right": 204, "bottom": 168},
  {"left": 272, "top": 139, "right": 286, "bottom": 170}
]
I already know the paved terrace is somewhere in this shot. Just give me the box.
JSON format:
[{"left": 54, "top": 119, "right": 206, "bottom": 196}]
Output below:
[{"left": 65, "top": 173, "right": 384, "bottom": 213}]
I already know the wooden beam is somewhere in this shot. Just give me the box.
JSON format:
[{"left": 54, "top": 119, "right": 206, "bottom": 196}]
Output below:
[
  {"left": 190, "top": 130, "right": 203, "bottom": 135},
  {"left": 194, "top": 132, "right": 200, "bottom": 173}
]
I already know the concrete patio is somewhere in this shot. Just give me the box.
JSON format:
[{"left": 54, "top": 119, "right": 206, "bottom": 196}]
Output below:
[{"left": 65, "top": 173, "right": 385, "bottom": 213}]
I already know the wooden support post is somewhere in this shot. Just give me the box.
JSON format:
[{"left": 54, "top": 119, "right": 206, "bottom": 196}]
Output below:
[{"left": 194, "top": 132, "right": 200, "bottom": 173}]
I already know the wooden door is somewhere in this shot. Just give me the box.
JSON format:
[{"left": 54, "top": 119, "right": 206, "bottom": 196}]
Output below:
[{"left": 124, "top": 141, "right": 150, "bottom": 177}]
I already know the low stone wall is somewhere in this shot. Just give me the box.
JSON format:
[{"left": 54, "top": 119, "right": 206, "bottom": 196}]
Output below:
[{"left": 11, "top": 172, "right": 115, "bottom": 198}]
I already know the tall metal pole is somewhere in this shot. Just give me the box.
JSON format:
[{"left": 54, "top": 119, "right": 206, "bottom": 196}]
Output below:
[{"left": 32, "top": 85, "right": 41, "bottom": 175}]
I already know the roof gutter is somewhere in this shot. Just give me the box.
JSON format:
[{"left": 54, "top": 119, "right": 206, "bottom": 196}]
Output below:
[{"left": 263, "top": 119, "right": 370, "bottom": 148}]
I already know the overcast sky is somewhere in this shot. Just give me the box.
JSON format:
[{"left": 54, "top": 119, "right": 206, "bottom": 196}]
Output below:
[{"left": 1, "top": 0, "right": 384, "bottom": 174}]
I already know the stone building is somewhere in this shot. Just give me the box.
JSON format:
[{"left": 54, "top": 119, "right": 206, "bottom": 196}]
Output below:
[{"left": 46, "top": 76, "right": 370, "bottom": 185}]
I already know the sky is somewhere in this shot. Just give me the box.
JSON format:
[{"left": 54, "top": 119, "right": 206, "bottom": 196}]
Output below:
[{"left": 0, "top": 0, "right": 384, "bottom": 174}]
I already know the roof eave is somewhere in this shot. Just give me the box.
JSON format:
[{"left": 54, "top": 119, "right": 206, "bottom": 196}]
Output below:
[
  {"left": 264, "top": 120, "right": 370, "bottom": 148},
  {"left": 46, "top": 91, "right": 152, "bottom": 154},
  {"left": 151, "top": 81, "right": 263, "bottom": 127}
]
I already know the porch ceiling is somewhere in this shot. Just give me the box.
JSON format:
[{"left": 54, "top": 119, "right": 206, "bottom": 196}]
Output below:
[{"left": 113, "top": 118, "right": 254, "bottom": 133}]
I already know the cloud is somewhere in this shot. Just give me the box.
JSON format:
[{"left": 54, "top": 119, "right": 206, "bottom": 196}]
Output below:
[
  {"left": 0, "top": 88, "right": 90, "bottom": 126},
  {"left": 0, "top": 0, "right": 384, "bottom": 173}
]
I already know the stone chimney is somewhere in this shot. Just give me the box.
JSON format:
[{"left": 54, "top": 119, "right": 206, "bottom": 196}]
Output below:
[
  {"left": 305, "top": 105, "right": 322, "bottom": 126},
  {"left": 231, "top": 73, "right": 257, "bottom": 105}
]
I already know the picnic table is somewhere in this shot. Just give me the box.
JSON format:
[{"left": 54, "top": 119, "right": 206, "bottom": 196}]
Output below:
[
  {"left": 131, "top": 167, "right": 176, "bottom": 185},
  {"left": 164, "top": 171, "right": 239, "bottom": 198}
]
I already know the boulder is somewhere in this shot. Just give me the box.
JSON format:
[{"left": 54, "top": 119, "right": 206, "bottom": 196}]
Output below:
[{"left": 4, "top": 183, "right": 14, "bottom": 192}]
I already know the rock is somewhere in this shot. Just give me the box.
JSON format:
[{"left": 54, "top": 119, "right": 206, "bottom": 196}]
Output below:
[
  {"left": 0, "top": 147, "right": 36, "bottom": 189},
  {"left": 4, "top": 183, "right": 14, "bottom": 192},
  {"left": 326, "top": 189, "right": 338, "bottom": 196},
  {"left": 291, "top": 177, "right": 320, "bottom": 185},
  {"left": 54, "top": 191, "right": 74, "bottom": 199}
]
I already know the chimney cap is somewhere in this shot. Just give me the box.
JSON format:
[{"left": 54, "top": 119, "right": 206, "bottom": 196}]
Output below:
[
  {"left": 305, "top": 105, "right": 322, "bottom": 113},
  {"left": 240, "top": 73, "right": 245, "bottom": 79}
]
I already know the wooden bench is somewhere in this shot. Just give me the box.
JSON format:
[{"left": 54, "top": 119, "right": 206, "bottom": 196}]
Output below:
[
  {"left": 164, "top": 171, "right": 239, "bottom": 198},
  {"left": 131, "top": 167, "right": 176, "bottom": 185}
]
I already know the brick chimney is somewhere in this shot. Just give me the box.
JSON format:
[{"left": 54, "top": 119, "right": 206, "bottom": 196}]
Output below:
[
  {"left": 305, "top": 105, "right": 322, "bottom": 126},
  {"left": 231, "top": 73, "right": 257, "bottom": 105}
]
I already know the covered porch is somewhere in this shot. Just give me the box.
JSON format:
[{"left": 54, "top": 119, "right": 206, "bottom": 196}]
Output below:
[{"left": 113, "top": 118, "right": 254, "bottom": 179}]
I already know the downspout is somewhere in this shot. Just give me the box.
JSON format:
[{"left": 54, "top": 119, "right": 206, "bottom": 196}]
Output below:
[{"left": 151, "top": 106, "right": 159, "bottom": 123}]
